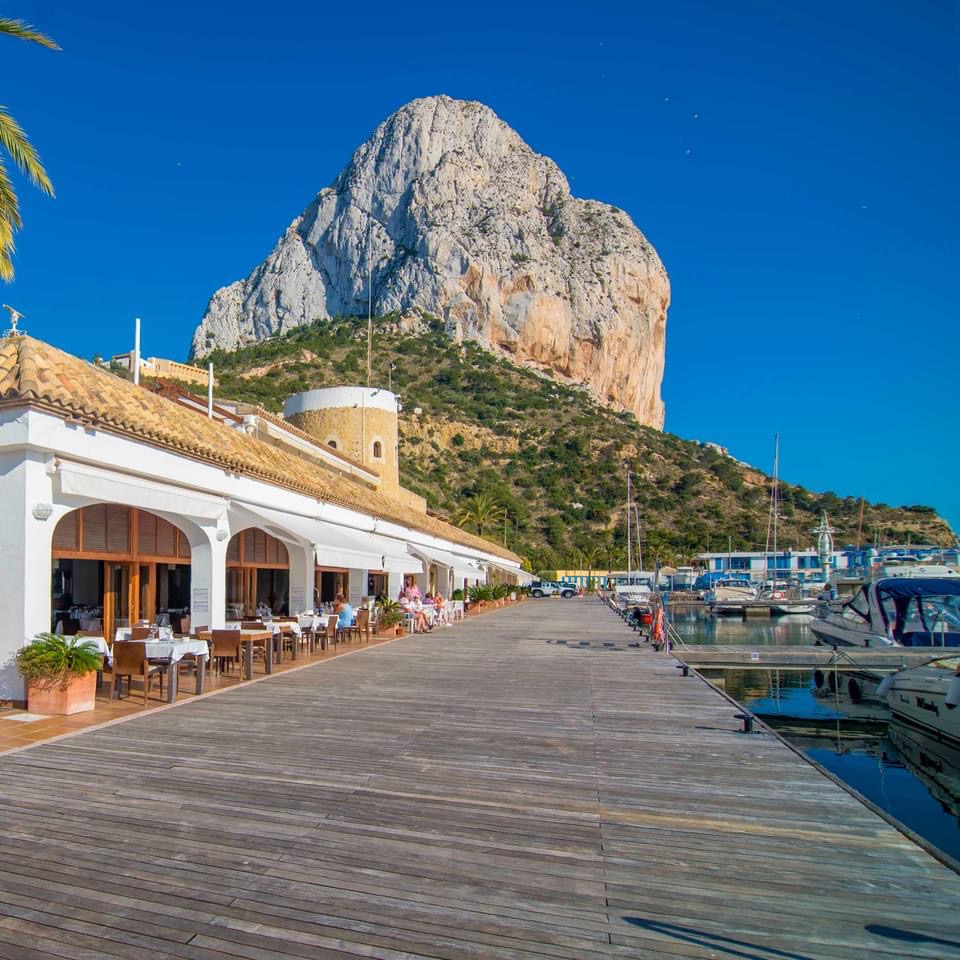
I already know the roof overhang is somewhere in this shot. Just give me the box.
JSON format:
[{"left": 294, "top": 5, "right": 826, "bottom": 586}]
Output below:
[{"left": 236, "top": 503, "right": 422, "bottom": 574}]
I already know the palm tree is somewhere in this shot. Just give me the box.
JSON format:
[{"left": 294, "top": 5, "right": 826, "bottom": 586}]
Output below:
[
  {"left": 454, "top": 494, "right": 506, "bottom": 537},
  {"left": 0, "top": 18, "right": 59, "bottom": 281},
  {"left": 579, "top": 544, "right": 603, "bottom": 588}
]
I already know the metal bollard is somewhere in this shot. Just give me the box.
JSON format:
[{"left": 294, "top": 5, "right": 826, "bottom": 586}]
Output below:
[
  {"left": 734, "top": 712, "right": 754, "bottom": 734},
  {"left": 676, "top": 663, "right": 689, "bottom": 677}
]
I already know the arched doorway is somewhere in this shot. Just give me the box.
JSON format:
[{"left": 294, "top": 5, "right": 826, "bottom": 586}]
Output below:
[
  {"left": 51, "top": 505, "right": 192, "bottom": 641},
  {"left": 226, "top": 528, "right": 289, "bottom": 618}
]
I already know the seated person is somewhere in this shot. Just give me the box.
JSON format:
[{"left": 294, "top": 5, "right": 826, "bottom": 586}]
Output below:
[
  {"left": 333, "top": 593, "right": 354, "bottom": 628},
  {"left": 410, "top": 596, "right": 431, "bottom": 633}
]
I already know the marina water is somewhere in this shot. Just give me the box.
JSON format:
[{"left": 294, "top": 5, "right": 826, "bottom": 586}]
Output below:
[{"left": 670, "top": 607, "right": 960, "bottom": 864}]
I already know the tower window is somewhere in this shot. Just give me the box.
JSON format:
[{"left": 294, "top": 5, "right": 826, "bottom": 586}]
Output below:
[
  {"left": 373, "top": 440, "right": 382, "bottom": 458},
  {"left": 327, "top": 439, "right": 337, "bottom": 449}
]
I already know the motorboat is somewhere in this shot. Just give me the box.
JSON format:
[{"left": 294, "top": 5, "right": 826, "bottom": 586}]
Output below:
[
  {"left": 809, "top": 578, "right": 960, "bottom": 648},
  {"left": 881, "top": 656, "right": 960, "bottom": 747},
  {"left": 706, "top": 579, "right": 756, "bottom": 614}
]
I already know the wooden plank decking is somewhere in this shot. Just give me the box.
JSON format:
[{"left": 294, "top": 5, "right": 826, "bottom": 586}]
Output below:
[{"left": 0, "top": 599, "right": 958, "bottom": 959}]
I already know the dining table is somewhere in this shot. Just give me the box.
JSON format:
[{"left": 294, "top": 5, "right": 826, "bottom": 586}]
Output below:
[
  {"left": 196, "top": 628, "right": 276, "bottom": 681},
  {"left": 89, "top": 635, "right": 208, "bottom": 703}
]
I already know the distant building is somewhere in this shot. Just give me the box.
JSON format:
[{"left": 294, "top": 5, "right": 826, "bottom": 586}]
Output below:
[
  {"left": 695, "top": 550, "right": 851, "bottom": 581},
  {"left": 109, "top": 352, "right": 215, "bottom": 387}
]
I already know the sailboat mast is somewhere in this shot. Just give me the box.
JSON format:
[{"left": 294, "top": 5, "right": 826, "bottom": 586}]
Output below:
[
  {"left": 772, "top": 434, "right": 780, "bottom": 582},
  {"left": 626, "top": 466, "right": 633, "bottom": 576}
]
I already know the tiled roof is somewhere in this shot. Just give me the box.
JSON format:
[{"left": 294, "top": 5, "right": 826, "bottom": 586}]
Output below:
[{"left": 0, "top": 335, "right": 521, "bottom": 563}]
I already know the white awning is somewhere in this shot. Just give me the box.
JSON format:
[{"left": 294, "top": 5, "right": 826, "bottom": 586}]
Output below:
[
  {"left": 408, "top": 543, "right": 484, "bottom": 581},
  {"left": 237, "top": 504, "right": 421, "bottom": 574},
  {"left": 484, "top": 559, "right": 535, "bottom": 584},
  {"left": 55, "top": 460, "right": 227, "bottom": 520}
]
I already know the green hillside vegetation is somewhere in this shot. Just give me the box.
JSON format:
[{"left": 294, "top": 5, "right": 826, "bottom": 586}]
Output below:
[{"left": 192, "top": 314, "right": 954, "bottom": 572}]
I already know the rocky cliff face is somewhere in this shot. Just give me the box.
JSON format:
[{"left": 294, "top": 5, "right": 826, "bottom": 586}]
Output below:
[{"left": 192, "top": 96, "right": 670, "bottom": 427}]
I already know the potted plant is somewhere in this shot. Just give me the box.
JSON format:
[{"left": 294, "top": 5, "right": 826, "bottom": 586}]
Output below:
[
  {"left": 16, "top": 633, "right": 103, "bottom": 715},
  {"left": 375, "top": 599, "right": 404, "bottom": 635}
]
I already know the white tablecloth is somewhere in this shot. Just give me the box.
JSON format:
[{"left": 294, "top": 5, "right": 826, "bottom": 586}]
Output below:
[
  {"left": 72, "top": 635, "right": 110, "bottom": 657},
  {"left": 115, "top": 638, "right": 209, "bottom": 663}
]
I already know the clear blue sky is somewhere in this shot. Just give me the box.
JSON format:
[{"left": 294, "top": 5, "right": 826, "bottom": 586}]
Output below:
[{"left": 5, "top": 1, "right": 959, "bottom": 532}]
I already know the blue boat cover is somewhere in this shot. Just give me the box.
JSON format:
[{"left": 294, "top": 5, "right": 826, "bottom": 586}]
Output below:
[{"left": 876, "top": 578, "right": 960, "bottom": 599}]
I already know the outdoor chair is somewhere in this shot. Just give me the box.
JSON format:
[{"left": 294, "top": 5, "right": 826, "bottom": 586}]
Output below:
[
  {"left": 130, "top": 626, "right": 151, "bottom": 641},
  {"left": 210, "top": 630, "right": 241, "bottom": 676},
  {"left": 112, "top": 641, "right": 166, "bottom": 705},
  {"left": 297, "top": 614, "right": 315, "bottom": 653},
  {"left": 241, "top": 620, "right": 263, "bottom": 629},
  {"left": 337, "top": 614, "right": 359, "bottom": 645},
  {"left": 320, "top": 614, "right": 338, "bottom": 651},
  {"left": 355, "top": 608, "right": 371, "bottom": 644}
]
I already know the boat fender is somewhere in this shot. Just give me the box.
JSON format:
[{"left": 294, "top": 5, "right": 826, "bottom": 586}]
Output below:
[
  {"left": 813, "top": 669, "right": 825, "bottom": 688},
  {"left": 876, "top": 673, "right": 896, "bottom": 698},
  {"left": 847, "top": 678, "right": 861, "bottom": 702},
  {"left": 945, "top": 675, "right": 960, "bottom": 710}
]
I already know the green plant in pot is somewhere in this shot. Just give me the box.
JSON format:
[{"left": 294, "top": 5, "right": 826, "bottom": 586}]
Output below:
[
  {"left": 376, "top": 599, "right": 403, "bottom": 634},
  {"left": 16, "top": 633, "right": 103, "bottom": 715}
]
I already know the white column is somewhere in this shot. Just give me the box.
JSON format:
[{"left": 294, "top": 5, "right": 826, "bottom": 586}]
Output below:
[
  {"left": 0, "top": 453, "right": 56, "bottom": 703},
  {"left": 348, "top": 568, "right": 365, "bottom": 608},
  {"left": 387, "top": 570, "right": 404, "bottom": 602},
  {"left": 287, "top": 544, "right": 313, "bottom": 614},
  {"left": 190, "top": 526, "right": 228, "bottom": 629}
]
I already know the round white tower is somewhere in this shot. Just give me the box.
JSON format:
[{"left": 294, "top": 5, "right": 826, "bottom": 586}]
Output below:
[{"left": 283, "top": 387, "right": 400, "bottom": 495}]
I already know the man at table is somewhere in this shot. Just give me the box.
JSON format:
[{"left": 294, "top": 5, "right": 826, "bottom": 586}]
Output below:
[{"left": 334, "top": 593, "right": 354, "bottom": 628}]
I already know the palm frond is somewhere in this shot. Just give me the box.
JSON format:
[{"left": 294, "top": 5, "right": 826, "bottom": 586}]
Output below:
[
  {"left": 0, "top": 107, "right": 53, "bottom": 195},
  {"left": 0, "top": 156, "right": 22, "bottom": 225},
  {"left": 0, "top": 159, "right": 18, "bottom": 281},
  {"left": 0, "top": 18, "right": 60, "bottom": 50}
]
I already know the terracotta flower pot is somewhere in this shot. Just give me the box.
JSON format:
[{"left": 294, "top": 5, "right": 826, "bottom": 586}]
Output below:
[{"left": 27, "top": 671, "right": 97, "bottom": 715}]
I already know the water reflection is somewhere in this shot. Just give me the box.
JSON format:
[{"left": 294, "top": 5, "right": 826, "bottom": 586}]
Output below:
[
  {"left": 670, "top": 608, "right": 813, "bottom": 647},
  {"left": 678, "top": 608, "right": 960, "bottom": 863}
]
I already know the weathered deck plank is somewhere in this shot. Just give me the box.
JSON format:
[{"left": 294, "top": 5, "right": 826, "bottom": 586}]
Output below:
[{"left": 0, "top": 599, "right": 958, "bottom": 959}]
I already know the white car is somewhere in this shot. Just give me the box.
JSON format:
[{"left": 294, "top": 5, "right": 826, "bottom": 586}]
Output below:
[{"left": 530, "top": 580, "right": 576, "bottom": 598}]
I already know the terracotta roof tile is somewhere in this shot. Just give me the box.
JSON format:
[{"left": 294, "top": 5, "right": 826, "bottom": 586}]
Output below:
[{"left": 0, "top": 335, "right": 520, "bottom": 563}]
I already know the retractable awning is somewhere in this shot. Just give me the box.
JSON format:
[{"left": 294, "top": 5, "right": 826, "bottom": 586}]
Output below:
[
  {"left": 55, "top": 460, "right": 227, "bottom": 520},
  {"left": 407, "top": 543, "right": 484, "bottom": 581},
  {"left": 484, "top": 559, "right": 535, "bottom": 584},
  {"left": 237, "top": 504, "right": 421, "bottom": 574}
]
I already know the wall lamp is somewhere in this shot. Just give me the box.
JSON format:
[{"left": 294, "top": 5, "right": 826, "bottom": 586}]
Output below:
[{"left": 32, "top": 503, "right": 54, "bottom": 521}]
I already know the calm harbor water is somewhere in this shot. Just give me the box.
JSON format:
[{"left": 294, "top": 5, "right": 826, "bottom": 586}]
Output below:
[{"left": 669, "top": 606, "right": 960, "bottom": 864}]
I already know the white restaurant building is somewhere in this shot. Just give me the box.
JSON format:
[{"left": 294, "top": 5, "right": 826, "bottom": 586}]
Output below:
[{"left": 0, "top": 334, "right": 526, "bottom": 705}]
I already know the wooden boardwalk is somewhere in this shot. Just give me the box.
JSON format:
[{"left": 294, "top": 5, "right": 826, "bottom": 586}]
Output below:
[{"left": 0, "top": 600, "right": 958, "bottom": 959}]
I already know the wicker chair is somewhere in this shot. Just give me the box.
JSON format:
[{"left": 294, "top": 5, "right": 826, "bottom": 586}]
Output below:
[
  {"left": 210, "top": 629, "right": 241, "bottom": 676},
  {"left": 112, "top": 641, "right": 165, "bottom": 705},
  {"left": 319, "top": 614, "right": 338, "bottom": 651},
  {"left": 355, "top": 608, "right": 371, "bottom": 644}
]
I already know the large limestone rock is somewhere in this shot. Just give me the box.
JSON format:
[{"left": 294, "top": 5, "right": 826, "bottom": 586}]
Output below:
[{"left": 192, "top": 95, "right": 669, "bottom": 427}]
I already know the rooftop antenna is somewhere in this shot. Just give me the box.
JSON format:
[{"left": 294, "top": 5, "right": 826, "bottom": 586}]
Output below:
[
  {"left": 207, "top": 362, "right": 214, "bottom": 418},
  {"left": 2, "top": 304, "right": 26, "bottom": 337},
  {"left": 133, "top": 317, "right": 141, "bottom": 385}
]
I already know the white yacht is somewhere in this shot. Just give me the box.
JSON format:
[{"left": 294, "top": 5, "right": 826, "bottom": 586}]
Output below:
[
  {"left": 882, "top": 656, "right": 960, "bottom": 748},
  {"left": 810, "top": 577, "right": 960, "bottom": 648}
]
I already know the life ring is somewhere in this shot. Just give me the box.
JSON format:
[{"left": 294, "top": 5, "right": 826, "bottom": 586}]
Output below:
[{"left": 771, "top": 591, "right": 785, "bottom": 600}]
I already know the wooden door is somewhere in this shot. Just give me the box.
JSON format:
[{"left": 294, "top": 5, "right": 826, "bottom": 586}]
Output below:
[{"left": 103, "top": 561, "right": 132, "bottom": 643}]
